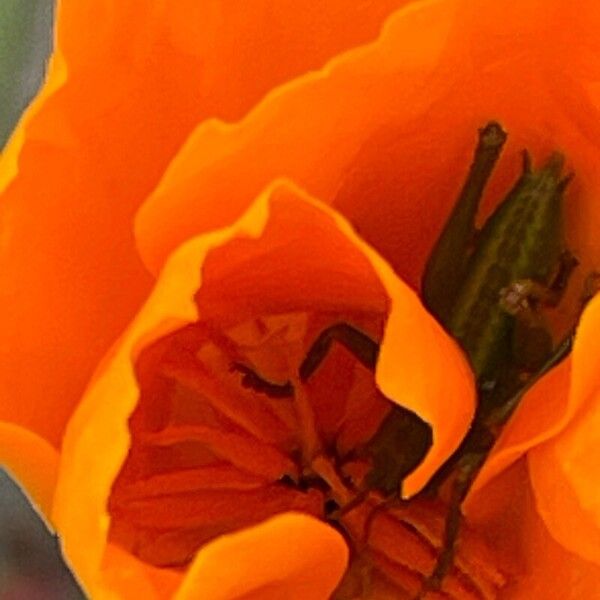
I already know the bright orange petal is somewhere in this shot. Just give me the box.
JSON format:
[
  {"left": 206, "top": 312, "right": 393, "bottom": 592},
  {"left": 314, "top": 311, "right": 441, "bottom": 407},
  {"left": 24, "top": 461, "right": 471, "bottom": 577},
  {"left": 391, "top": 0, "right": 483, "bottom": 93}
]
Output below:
[
  {"left": 100, "top": 544, "right": 181, "bottom": 600},
  {"left": 376, "top": 272, "right": 475, "bottom": 497},
  {"left": 135, "top": 0, "right": 459, "bottom": 276},
  {"left": 135, "top": 0, "right": 600, "bottom": 291},
  {"left": 467, "top": 359, "right": 572, "bottom": 498},
  {"left": 175, "top": 513, "right": 347, "bottom": 600},
  {"left": 0, "top": 0, "right": 409, "bottom": 455},
  {"left": 191, "top": 181, "right": 475, "bottom": 495},
  {"left": 467, "top": 460, "right": 600, "bottom": 599},
  {"left": 57, "top": 1, "right": 413, "bottom": 99},
  {"left": 522, "top": 296, "right": 600, "bottom": 566},
  {"left": 53, "top": 180, "right": 472, "bottom": 595},
  {"left": 0, "top": 422, "right": 59, "bottom": 519},
  {"left": 528, "top": 430, "right": 600, "bottom": 566}
]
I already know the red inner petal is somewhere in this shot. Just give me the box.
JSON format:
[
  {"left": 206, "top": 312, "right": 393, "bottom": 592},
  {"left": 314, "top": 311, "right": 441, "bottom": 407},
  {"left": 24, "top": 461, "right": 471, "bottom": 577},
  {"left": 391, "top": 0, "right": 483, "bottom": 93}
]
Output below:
[
  {"left": 107, "top": 312, "right": 504, "bottom": 598},
  {"left": 337, "top": 498, "right": 509, "bottom": 599},
  {"left": 108, "top": 313, "right": 388, "bottom": 568}
]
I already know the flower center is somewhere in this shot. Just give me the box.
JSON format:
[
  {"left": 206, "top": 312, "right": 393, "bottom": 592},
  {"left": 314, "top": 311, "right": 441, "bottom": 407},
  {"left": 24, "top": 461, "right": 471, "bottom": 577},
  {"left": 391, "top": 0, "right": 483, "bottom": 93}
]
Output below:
[
  {"left": 106, "top": 314, "right": 508, "bottom": 598},
  {"left": 335, "top": 496, "right": 508, "bottom": 599},
  {"left": 281, "top": 442, "right": 508, "bottom": 598}
]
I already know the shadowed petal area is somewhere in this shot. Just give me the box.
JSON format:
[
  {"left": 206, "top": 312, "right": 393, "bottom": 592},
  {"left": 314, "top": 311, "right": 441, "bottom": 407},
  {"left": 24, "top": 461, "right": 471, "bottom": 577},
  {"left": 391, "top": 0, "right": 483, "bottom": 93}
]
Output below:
[
  {"left": 174, "top": 513, "right": 348, "bottom": 600},
  {"left": 0, "top": 0, "right": 410, "bottom": 465},
  {"left": 52, "top": 180, "right": 473, "bottom": 597},
  {"left": 337, "top": 497, "right": 506, "bottom": 598},
  {"left": 467, "top": 460, "right": 600, "bottom": 599},
  {"left": 524, "top": 295, "right": 600, "bottom": 566},
  {"left": 470, "top": 292, "right": 600, "bottom": 497},
  {"left": 465, "top": 359, "right": 571, "bottom": 498}
]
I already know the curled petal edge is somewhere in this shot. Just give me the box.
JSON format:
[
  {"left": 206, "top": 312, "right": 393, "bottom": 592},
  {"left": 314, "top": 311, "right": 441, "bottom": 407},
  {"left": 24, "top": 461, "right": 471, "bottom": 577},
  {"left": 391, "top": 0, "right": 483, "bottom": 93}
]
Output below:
[
  {"left": 53, "top": 178, "right": 473, "bottom": 595},
  {"left": 174, "top": 512, "right": 348, "bottom": 600},
  {"left": 0, "top": 421, "right": 59, "bottom": 521},
  {"left": 524, "top": 294, "right": 600, "bottom": 566},
  {"left": 0, "top": 51, "right": 67, "bottom": 193}
]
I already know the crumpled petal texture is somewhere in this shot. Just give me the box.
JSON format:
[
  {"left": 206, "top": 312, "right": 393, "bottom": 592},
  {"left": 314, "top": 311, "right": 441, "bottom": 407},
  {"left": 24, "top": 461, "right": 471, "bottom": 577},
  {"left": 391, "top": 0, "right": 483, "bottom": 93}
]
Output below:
[{"left": 52, "top": 181, "right": 473, "bottom": 597}]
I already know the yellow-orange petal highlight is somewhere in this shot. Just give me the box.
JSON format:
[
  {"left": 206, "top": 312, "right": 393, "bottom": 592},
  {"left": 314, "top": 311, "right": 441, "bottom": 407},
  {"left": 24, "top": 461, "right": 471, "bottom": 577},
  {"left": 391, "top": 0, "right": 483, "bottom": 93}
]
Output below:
[
  {"left": 529, "top": 430, "right": 600, "bottom": 566},
  {"left": 175, "top": 513, "right": 348, "bottom": 600},
  {"left": 376, "top": 274, "right": 475, "bottom": 497},
  {"left": 53, "top": 179, "right": 473, "bottom": 597},
  {"left": 0, "top": 422, "right": 59, "bottom": 519},
  {"left": 525, "top": 294, "right": 600, "bottom": 566}
]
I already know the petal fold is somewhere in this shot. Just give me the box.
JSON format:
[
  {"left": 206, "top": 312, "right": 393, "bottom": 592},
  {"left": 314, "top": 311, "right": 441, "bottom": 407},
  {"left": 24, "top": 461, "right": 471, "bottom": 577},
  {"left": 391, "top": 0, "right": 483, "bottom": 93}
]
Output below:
[
  {"left": 53, "top": 179, "right": 473, "bottom": 595},
  {"left": 0, "top": 0, "right": 409, "bottom": 451},
  {"left": 135, "top": 0, "right": 600, "bottom": 296},
  {"left": 525, "top": 293, "right": 600, "bottom": 566},
  {"left": 135, "top": 0, "right": 459, "bottom": 278},
  {"left": 467, "top": 460, "right": 600, "bottom": 599},
  {"left": 175, "top": 513, "right": 348, "bottom": 600},
  {"left": 0, "top": 422, "right": 59, "bottom": 519}
]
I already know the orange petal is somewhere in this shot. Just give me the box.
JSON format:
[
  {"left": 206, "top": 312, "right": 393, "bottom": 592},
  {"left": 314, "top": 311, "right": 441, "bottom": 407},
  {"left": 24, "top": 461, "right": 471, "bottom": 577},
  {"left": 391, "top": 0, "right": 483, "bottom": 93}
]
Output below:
[
  {"left": 466, "top": 358, "right": 572, "bottom": 499},
  {"left": 100, "top": 543, "right": 182, "bottom": 599},
  {"left": 0, "top": 0, "right": 408, "bottom": 454},
  {"left": 522, "top": 297, "right": 600, "bottom": 566},
  {"left": 528, "top": 430, "right": 600, "bottom": 566},
  {"left": 175, "top": 513, "right": 347, "bottom": 600},
  {"left": 467, "top": 460, "right": 600, "bottom": 598},
  {"left": 53, "top": 179, "right": 472, "bottom": 595},
  {"left": 133, "top": 0, "right": 600, "bottom": 500},
  {"left": 340, "top": 498, "right": 506, "bottom": 598},
  {"left": 135, "top": 0, "right": 600, "bottom": 292},
  {"left": 0, "top": 422, "right": 59, "bottom": 519},
  {"left": 191, "top": 184, "right": 389, "bottom": 326},
  {"left": 135, "top": 0, "right": 460, "bottom": 276},
  {"left": 143, "top": 172, "right": 475, "bottom": 492},
  {"left": 376, "top": 266, "right": 475, "bottom": 497},
  {"left": 57, "top": 1, "right": 412, "bottom": 96},
  {"left": 165, "top": 180, "right": 475, "bottom": 494}
]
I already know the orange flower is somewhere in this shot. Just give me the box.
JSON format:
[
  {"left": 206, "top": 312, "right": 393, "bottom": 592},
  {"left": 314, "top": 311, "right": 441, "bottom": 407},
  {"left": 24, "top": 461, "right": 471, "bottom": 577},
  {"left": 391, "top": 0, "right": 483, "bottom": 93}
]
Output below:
[{"left": 2, "top": 0, "right": 600, "bottom": 598}]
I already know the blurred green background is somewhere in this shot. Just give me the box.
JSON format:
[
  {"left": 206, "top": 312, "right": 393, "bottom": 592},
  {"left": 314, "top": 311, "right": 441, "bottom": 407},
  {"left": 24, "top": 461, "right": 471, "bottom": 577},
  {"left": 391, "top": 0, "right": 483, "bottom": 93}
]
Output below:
[
  {"left": 0, "top": 0, "right": 52, "bottom": 145},
  {"left": 1, "top": 1, "right": 85, "bottom": 597}
]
